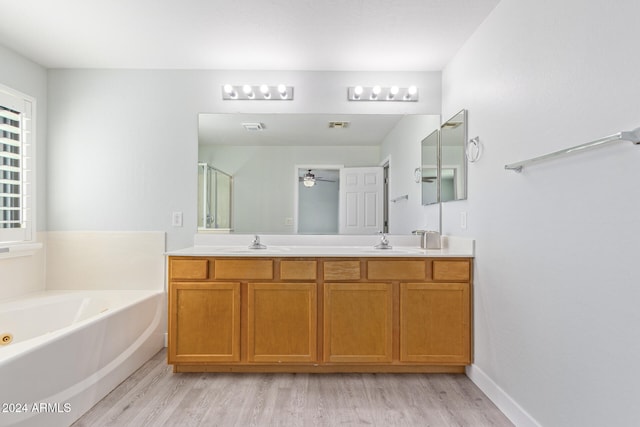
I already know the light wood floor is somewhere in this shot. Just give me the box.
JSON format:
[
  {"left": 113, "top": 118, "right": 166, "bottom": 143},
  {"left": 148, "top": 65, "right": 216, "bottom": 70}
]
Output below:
[{"left": 73, "top": 349, "right": 513, "bottom": 427}]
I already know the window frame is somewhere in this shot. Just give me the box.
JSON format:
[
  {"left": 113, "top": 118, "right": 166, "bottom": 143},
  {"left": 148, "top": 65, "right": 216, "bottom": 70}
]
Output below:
[{"left": 0, "top": 83, "right": 36, "bottom": 246}]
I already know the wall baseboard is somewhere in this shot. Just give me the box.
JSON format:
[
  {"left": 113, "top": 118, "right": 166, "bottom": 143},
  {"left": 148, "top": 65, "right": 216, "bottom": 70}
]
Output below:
[{"left": 466, "top": 364, "right": 541, "bottom": 427}]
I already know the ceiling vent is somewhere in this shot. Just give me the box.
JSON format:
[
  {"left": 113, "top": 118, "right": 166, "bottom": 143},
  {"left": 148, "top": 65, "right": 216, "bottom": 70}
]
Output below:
[
  {"left": 329, "top": 121, "right": 350, "bottom": 129},
  {"left": 242, "top": 122, "right": 265, "bottom": 131}
]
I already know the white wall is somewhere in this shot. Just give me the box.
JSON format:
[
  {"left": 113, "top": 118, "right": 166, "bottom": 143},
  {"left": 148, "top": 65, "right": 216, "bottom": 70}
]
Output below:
[
  {"left": 380, "top": 115, "right": 441, "bottom": 234},
  {"left": 0, "top": 45, "right": 47, "bottom": 299},
  {"left": 442, "top": 1, "right": 640, "bottom": 426},
  {"left": 199, "top": 144, "right": 379, "bottom": 233},
  {"left": 47, "top": 70, "right": 441, "bottom": 250}
]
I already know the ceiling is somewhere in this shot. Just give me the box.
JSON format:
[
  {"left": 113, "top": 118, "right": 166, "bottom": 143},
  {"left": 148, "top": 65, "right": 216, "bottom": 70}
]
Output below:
[
  {"left": 0, "top": 0, "right": 500, "bottom": 70},
  {"left": 199, "top": 113, "right": 413, "bottom": 146}
]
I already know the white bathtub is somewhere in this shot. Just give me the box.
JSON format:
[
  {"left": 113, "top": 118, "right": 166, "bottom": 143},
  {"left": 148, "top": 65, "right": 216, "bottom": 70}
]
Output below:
[{"left": 0, "top": 290, "right": 165, "bottom": 427}]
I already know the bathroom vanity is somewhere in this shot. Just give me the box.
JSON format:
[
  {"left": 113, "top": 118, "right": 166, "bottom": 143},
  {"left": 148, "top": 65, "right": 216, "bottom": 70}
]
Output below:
[{"left": 166, "top": 237, "right": 474, "bottom": 373}]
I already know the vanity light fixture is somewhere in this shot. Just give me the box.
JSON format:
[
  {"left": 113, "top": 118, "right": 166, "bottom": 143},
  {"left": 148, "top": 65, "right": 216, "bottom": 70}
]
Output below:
[
  {"left": 222, "top": 84, "right": 294, "bottom": 100},
  {"left": 347, "top": 85, "right": 418, "bottom": 102}
]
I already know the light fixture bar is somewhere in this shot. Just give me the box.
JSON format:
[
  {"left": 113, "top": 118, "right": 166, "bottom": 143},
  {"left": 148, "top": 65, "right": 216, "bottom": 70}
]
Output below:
[
  {"left": 222, "top": 84, "right": 294, "bottom": 101},
  {"left": 347, "top": 85, "right": 418, "bottom": 102}
]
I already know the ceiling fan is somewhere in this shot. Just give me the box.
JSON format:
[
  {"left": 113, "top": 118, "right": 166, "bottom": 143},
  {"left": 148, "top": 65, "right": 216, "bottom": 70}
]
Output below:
[{"left": 299, "top": 169, "right": 336, "bottom": 187}]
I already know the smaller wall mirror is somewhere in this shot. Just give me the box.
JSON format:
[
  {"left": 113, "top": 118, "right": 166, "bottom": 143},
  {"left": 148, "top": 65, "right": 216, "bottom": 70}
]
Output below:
[
  {"left": 421, "top": 129, "right": 440, "bottom": 205},
  {"left": 440, "top": 109, "right": 467, "bottom": 202},
  {"left": 420, "top": 109, "right": 467, "bottom": 205}
]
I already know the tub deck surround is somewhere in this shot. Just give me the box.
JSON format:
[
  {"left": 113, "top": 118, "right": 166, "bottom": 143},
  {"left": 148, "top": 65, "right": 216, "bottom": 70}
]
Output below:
[
  {"left": 0, "top": 290, "right": 164, "bottom": 427},
  {"left": 167, "top": 234, "right": 473, "bottom": 374}
]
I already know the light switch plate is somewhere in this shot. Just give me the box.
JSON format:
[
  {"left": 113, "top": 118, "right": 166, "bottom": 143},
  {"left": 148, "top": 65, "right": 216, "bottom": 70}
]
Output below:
[{"left": 172, "top": 211, "right": 183, "bottom": 227}]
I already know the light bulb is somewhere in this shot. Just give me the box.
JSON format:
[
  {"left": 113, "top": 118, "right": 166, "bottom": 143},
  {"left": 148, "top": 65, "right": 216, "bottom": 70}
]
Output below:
[
  {"left": 354, "top": 86, "right": 363, "bottom": 98},
  {"left": 277, "top": 84, "right": 288, "bottom": 99},
  {"left": 404, "top": 85, "right": 418, "bottom": 100},
  {"left": 370, "top": 85, "right": 381, "bottom": 100},
  {"left": 223, "top": 84, "right": 237, "bottom": 99},
  {"left": 259, "top": 84, "right": 271, "bottom": 99},
  {"left": 241, "top": 85, "right": 254, "bottom": 99},
  {"left": 388, "top": 86, "right": 399, "bottom": 100}
]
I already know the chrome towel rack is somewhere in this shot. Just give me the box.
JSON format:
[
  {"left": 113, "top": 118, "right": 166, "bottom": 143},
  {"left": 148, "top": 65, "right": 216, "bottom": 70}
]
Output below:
[{"left": 505, "top": 127, "right": 640, "bottom": 172}]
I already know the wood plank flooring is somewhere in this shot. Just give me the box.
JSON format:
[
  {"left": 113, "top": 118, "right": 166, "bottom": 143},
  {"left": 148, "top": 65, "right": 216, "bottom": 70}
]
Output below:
[{"left": 73, "top": 349, "right": 513, "bottom": 427}]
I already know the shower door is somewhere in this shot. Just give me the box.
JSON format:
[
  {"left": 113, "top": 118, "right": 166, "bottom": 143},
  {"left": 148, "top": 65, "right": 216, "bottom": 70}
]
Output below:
[{"left": 198, "top": 163, "right": 232, "bottom": 230}]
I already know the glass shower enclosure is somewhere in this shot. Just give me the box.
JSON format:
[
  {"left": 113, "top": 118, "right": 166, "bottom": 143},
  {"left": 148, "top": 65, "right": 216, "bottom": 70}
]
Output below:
[{"left": 197, "top": 163, "right": 233, "bottom": 231}]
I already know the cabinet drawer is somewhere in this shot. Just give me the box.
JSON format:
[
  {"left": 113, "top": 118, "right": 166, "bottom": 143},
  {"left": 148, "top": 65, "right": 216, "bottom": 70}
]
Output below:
[
  {"left": 170, "top": 258, "right": 209, "bottom": 280},
  {"left": 432, "top": 260, "right": 470, "bottom": 281},
  {"left": 367, "top": 260, "right": 425, "bottom": 280},
  {"left": 323, "top": 261, "right": 361, "bottom": 281},
  {"left": 215, "top": 259, "right": 274, "bottom": 280},
  {"left": 280, "top": 260, "right": 317, "bottom": 280}
]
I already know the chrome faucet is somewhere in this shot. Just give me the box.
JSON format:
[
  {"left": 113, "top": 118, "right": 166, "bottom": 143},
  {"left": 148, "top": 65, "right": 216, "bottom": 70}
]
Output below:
[
  {"left": 248, "top": 235, "right": 267, "bottom": 249},
  {"left": 374, "top": 232, "right": 393, "bottom": 250}
]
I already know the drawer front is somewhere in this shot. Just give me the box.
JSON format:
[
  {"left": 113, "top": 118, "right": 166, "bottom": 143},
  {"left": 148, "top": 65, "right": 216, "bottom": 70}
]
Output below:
[
  {"left": 280, "top": 260, "right": 317, "bottom": 280},
  {"left": 432, "top": 260, "right": 470, "bottom": 281},
  {"left": 215, "top": 259, "right": 274, "bottom": 280},
  {"left": 367, "top": 260, "right": 425, "bottom": 280},
  {"left": 170, "top": 258, "right": 209, "bottom": 280},
  {"left": 323, "top": 261, "right": 361, "bottom": 281}
]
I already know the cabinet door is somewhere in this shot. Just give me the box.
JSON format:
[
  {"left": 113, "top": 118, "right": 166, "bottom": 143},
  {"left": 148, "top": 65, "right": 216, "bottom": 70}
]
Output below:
[
  {"left": 400, "top": 283, "right": 470, "bottom": 364},
  {"left": 247, "top": 283, "right": 317, "bottom": 363},
  {"left": 168, "top": 282, "right": 241, "bottom": 363},
  {"left": 323, "top": 283, "right": 393, "bottom": 363}
]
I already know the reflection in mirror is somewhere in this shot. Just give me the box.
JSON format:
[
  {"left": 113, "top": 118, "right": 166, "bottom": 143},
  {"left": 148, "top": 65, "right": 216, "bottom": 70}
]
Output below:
[
  {"left": 198, "top": 113, "right": 440, "bottom": 234},
  {"left": 421, "top": 129, "right": 439, "bottom": 205},
  {"left": 197, "top": 163, "right": 232, "bottom": 230},
  {"left": 440, "top": 109, "right": 467, "bottom": 202},
  {"left": 297, "top": 168, "right": 339, "bottom": 234}
]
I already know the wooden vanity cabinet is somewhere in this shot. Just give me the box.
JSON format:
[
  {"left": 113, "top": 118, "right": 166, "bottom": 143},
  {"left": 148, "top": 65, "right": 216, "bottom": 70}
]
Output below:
[
  {"left": 247, "top": 282, "right": 317, "bottom": 363},
  {"left": 167, "top": 256, "right": 472, "bottom": 373},
  {"left": 323, "top": 282, "right": 393, "bottom": 363},
  {"left": 168, "top": 281, "right": 241, "bottom": 364},
  {"left": 400, "top": 282, "right": 470, "bottom": 363}
]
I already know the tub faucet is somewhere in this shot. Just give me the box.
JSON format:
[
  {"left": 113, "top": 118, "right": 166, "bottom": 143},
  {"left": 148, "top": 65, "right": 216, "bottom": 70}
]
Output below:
[
  {"left": 248, "top": 235, "right": 267, "bottom": 249},
  {"left": 374, "top": 232, "right": 393, "bottom": 250}
]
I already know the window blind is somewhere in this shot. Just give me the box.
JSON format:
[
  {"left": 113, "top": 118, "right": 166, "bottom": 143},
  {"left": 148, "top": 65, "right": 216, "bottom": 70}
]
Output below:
[{"left": 0, "top": 86, "right": 33, "bottom": 243}]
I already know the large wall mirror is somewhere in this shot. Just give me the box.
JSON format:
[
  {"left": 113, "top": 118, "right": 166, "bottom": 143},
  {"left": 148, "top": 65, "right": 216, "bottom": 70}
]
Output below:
[
  {"left": 420, "top": 109, "right": 467, "bottom": 205},
  {"left": 198, "top": 113, "right": 439, "bottom": 234}
]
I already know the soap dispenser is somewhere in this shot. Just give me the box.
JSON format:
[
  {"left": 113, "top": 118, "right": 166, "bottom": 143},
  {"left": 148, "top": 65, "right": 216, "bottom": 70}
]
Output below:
[{"left": 412, "top": 230, "right": 441, "bottom": 249}]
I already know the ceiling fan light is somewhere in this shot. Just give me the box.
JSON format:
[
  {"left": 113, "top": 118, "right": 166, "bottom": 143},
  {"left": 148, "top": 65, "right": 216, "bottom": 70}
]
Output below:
[{"left": 303, "top": 170, "right": 316, "bottom": 187}]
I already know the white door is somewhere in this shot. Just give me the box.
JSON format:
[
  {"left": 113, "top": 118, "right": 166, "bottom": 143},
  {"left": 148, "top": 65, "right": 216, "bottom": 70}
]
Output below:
[{"left": 339, "top": 167, "right": 384, "bottom": 234}]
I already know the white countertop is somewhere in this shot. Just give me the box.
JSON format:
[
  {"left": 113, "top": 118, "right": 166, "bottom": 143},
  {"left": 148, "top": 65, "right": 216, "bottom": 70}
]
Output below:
[{"left": 166, "top": 234, "right": 474, "bottom": 258}]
